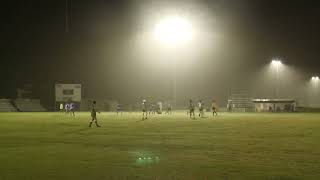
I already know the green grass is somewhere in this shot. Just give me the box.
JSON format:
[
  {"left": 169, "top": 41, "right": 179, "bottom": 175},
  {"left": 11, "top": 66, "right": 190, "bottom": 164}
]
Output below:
[{"left": 1, "top": 112, "right": 320, "bottom": 180}]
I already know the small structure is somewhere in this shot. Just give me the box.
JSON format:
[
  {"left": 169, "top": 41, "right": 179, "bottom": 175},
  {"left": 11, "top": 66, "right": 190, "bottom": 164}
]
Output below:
[
  {"left": 55, "top": 84, "right": 82, "bottom": 111},
  {"left": 252, "top": 99, "right": 296, "bottom": 112},
  {"left": 227, "top": 89, "right": 254, "bottom": 112}
]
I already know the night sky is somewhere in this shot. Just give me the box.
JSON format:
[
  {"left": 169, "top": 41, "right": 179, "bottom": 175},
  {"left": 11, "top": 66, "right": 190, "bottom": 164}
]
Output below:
[{"left": 1, "top": 0, "right": 319, "bottom": 106}]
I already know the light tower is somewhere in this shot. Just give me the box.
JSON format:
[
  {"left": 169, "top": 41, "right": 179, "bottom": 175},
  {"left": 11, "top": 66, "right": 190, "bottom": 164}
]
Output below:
[
  {"left": 271, "top": 58, "right": 282, "bottom": 98},
  {"left": 154, "top": 16, "right": 193, "bottom": 108}
]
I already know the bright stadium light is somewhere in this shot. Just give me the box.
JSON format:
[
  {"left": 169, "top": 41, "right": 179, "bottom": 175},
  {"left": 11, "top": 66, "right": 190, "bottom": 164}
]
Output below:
[
  {"left": 271, "top": 59, "right": 282, "bottom": 66},
  {"left": 311, "top": 76, "right": 319, "bottom": 105},
  {"left": 271, "top": 58, "right": 283, "bottom": 98},
  {"left": 154, "top": 16, "right": 193, "bottom": 46},
  {"left": 153, "top": 16, "right": 194, "bottom": 107},
  {"left": 311, "top": 76, "right": 320, "bottom": 86},
  {"left": 311, "top": 76, "right": 319, "bottom": 81}
]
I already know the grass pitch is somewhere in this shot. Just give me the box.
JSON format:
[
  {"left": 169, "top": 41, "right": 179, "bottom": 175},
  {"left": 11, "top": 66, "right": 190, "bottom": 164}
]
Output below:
[{"left": 1, "top": 112, "right": 320, "bottom": 180}]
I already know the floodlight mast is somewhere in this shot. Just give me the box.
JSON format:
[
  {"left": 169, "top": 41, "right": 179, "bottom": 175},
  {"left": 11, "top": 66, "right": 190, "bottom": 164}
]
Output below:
[
  {"left": 311, "top": 76, "right": 320, "bottom": 88},
  {"left": 271, "top": 59, "right": 282, "bottom": 98},
  {"left": 154, "top": 16, "right": 193, "bottom": 108},
  {"left": 311, "top": 76, "right": 319, "bottom": 105}
]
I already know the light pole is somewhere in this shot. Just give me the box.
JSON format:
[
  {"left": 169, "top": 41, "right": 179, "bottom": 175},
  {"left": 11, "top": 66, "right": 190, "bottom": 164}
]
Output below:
[
  {"left": 271, "top": 59, "right": 282, "bottom": 98},
  {"left": 154, "top": 16, "right": 193, "bottom": 108},
  {"left": 311, "top": 76, "right": 319, "bottom": 106},
  {"left": 311, "top": 76, "right": 319, "bottom": 86}
]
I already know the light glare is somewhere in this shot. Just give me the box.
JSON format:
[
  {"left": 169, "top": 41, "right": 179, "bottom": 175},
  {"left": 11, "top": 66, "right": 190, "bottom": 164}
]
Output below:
[
  {"left": 312, "top": 76, "right": 319, "bottom": 81},
  {"left": 154, "top": 16, "right": 193, "bottom": 45},
  {"left": 271, "top": 59, "right": 282, "bottom": 66}
]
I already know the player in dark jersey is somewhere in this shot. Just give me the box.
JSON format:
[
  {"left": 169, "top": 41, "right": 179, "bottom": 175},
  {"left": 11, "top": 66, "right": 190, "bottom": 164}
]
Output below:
[
  {"left": 142, "top": 100, "right": 148, "bottom": 120},
  {"left": 211, "top": 100, "right": 218, "bottom": 116},
  {"left": 166, "top": 104, "right": 172, "bottom": 115},
  {"left": 89, "top": 101, "right": 101, "bottom": 127},
  {"left": 189, "top": 99, "right": 196, "bottom": 119}
]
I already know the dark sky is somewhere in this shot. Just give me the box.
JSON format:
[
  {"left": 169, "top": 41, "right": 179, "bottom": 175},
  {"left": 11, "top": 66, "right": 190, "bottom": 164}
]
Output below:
[{"left": 1, "top": 0, "right": 319, "bottom": 105}]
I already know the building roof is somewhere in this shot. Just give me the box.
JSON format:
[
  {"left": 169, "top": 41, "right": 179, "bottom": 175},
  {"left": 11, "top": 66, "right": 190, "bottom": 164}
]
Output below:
[{"left": 252, "top": 99, "right": 295, "bottom": 103}]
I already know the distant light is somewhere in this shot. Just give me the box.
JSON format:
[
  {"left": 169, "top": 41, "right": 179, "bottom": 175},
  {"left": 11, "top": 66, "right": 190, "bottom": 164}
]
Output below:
[
  {"left": 312, "top": 76, "right": 319, "bottom": 81},
  {"left": 271, "top": 59, "right": 282, "bottom": 66},
  {"left": 154, "top": 16, "right": 193, "bottom": 45}
]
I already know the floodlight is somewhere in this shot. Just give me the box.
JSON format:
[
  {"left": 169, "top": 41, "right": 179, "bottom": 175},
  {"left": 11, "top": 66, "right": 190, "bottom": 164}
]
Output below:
[
  {"left": 270, "top": 58, "right": 282, "bottom": 98},
  {"left": 154, "top": 16, "right": 193, "bottom": 45},
  {"left": 153, "top": 16, "right": 194, "bottom": 106},
  {"left": 271, "top": 59, "right": 282, "bottom": 66},
  {"left": 312, "top": 76, "right": 319, "bottom": 81}
]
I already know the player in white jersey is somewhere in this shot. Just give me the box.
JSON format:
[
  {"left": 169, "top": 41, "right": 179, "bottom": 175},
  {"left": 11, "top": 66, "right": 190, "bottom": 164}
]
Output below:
[
  {"left": 59, "top": 103, "right": 64, "bottom": 112},
  {"left": 65, "top": 103, "right": 70, "bottom": 114},
  {"left": 198, "top": 100, "right": 204, "bottom": 118},
  {"left": 70, "top": 102, "right": 75, "bottom": 116},
  {"left": 142, "top": 100, "right": 148, "bottom": 120}
]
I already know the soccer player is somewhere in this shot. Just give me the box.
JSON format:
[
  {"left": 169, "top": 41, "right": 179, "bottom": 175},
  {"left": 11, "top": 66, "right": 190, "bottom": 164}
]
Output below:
[
  {"left": 65, "top": 103, "right": 70, "bottom": 115},
  {"left": 70, "top": 102, "right": 75, "bottom": 116},
  {"left": 59, "top": 103, "right": 64, "bottom": 112},
  {"left": 157, "top": 102, "right": 163, "bottom": 114},
  {"left": 149, "top": 104, "right": 154, "bottom": 115},
  {"left": 151, "top": 104, "right": 156, "bottom": 115},
  {"left": 142, "top": 100, "right": 148, "bottom": 120},
  {"left": 89, "top": 101, "right": 101, "bottom": 127},
  {"left": 211, "top": 100, "right": 218, "bottom": 116},
  {"left": 116, "top": 104, "right": 122, "bottom": 116},
  {"left": 198, "top": 100, "right": 204, "bottom": 118},
  {"left": 166, "top": 104, "right": 172, "bottom": 115},
  {"left": 227, "top": 101, "right": 231, "bottom": 112},
  {"left": 189, "top": 99, "right": 195, "bottom": 119}
]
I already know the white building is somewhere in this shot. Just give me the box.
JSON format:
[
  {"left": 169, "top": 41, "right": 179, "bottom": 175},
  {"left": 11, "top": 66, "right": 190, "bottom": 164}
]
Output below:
[{"left": 252, "top": 99, "right": 296, "bottom": 112}]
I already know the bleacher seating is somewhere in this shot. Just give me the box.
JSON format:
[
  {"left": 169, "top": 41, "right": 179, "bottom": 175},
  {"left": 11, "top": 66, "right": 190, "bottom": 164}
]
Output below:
[
  {"left": 14, "top": 99, "right": 46, "bottom": 112},
  {"left": 0, "top": 99, "right": 17, "bottom": 112}
]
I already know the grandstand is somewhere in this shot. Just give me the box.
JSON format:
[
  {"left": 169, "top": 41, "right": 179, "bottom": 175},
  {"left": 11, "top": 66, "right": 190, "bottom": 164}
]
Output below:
[
  {"left": 14, "top": 99, "right": 46, "bottom": 112},
  {"left": 0, "top": 99, "right": 17, "bottom": 112}
]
